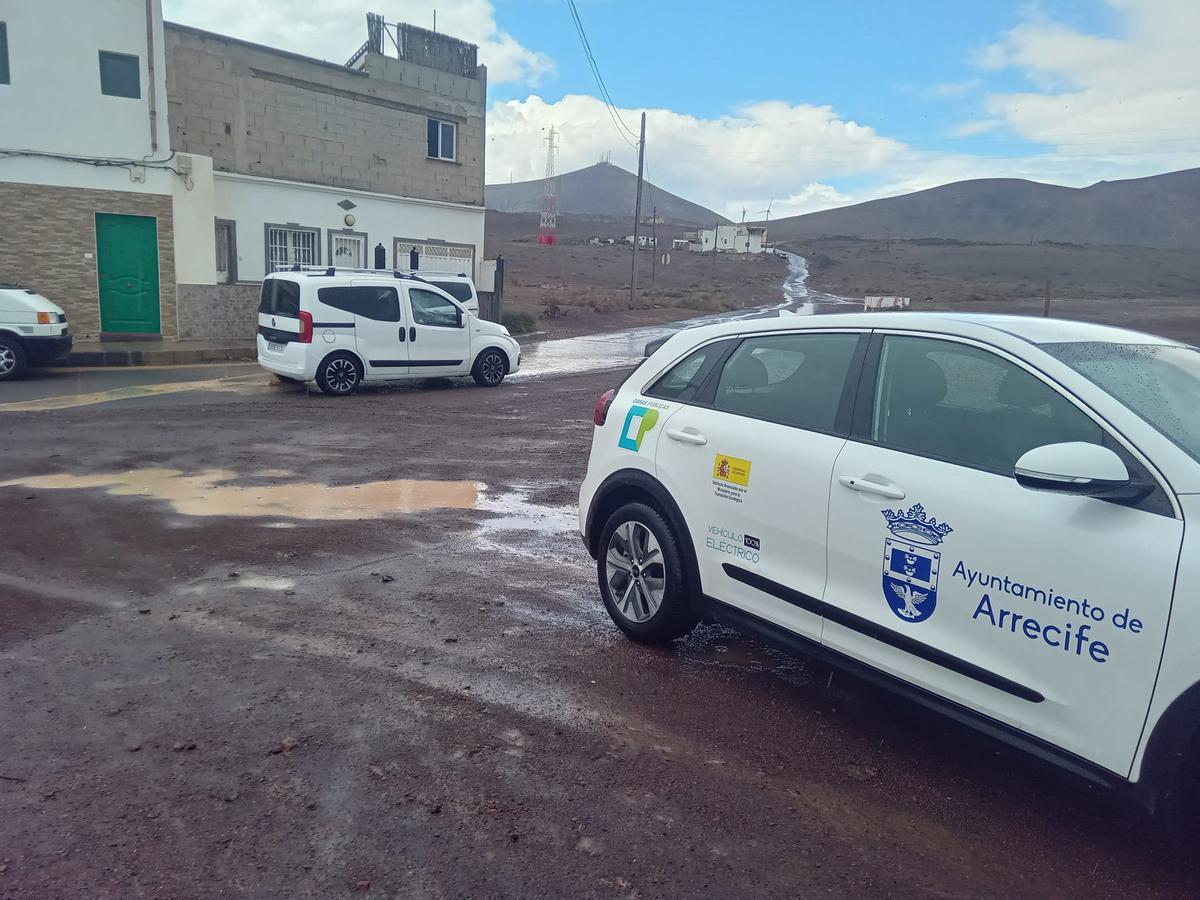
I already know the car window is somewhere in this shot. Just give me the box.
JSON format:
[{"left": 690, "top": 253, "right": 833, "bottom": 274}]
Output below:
[
  {"left": 712, "top": 332, "right": 859, "bottom": 431},
  {"left": 317, "top": 286, "right": 400, "bottom": 322},
  {"left": 429, "top": 281, "right": 474, "bottom": 304},
  {"left": 258, "top": 279, "right": 300, "bottom": 318},
  {"left": 409, "top": 288, "right": 460, "bottom": 327},
  {"left": 872, "top": 335, "right": 1103, "bottom": 474},
  {"left": 646, "top": 346, "right": 714, "bottom": 402}
]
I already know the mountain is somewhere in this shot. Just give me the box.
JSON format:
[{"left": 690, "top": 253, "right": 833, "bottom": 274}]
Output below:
[
  {"left": 762, "top": 168, "right": 1200, "bottom": 249},
  {"left": 486, "top": 162, "right": 728, "bottom": 225}
]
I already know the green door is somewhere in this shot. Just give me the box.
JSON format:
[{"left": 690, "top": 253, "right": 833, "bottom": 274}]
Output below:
[{"left": 96, "top": 213, "right": 161, "bottom": 334}]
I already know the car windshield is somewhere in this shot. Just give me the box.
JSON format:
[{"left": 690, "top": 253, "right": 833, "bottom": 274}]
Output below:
[{"left": 1042, "top": 342, "right": 1200, "bottom": 463}]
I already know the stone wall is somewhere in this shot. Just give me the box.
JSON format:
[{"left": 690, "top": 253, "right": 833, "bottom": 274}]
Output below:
[
  {"left": 0, "top": 183, "right": 176, "bottom": 339},
  {"left": 164, "top": 24, "right": 486, "bottom": 208},
  {"left": 176, "top": 282, "right": 261, "bottom": 341}
]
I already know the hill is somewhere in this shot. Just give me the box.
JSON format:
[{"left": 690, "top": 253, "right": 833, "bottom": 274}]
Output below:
[
  {"left": 486, "top": 161, "right": 727, "bottom": 225},
  {"left": 763, "top": 168, "right": 1200, "bottom": 249}
]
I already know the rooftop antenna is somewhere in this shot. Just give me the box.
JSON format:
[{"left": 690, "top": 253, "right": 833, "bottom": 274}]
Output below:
[
  {"left": 537, "top": 125, "right": 559, "bottom": 246},
  {"left": 433, "top": 9, "right": 437, "bottom": 32}
]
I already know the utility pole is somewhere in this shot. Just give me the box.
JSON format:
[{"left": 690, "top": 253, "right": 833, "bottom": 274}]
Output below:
[
  {"left": 629, "top": 111, "right": 646, "bottom": 308},
  {"left": 712, "top": 218, "right": 719, "bottom": 274},
  {"left": 1042, "top": 280, "right": 1052, "bottom": 318},
  {"left": 650, "top": 205, "right": 657, "bottom": 287}
]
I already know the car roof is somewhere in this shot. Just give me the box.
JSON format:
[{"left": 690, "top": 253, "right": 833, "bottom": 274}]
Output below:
[{"left": 685, "top": 311, "right": 1181, "bottom": 347}]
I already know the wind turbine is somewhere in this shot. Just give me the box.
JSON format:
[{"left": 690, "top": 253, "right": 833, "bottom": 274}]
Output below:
[{"left": 755, "top": 198, "right": 774, "bottom": 224}]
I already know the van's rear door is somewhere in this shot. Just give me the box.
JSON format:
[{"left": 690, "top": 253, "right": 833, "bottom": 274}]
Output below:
[{"left": 257, "top": 278, "right": 304, "bottom": 349}]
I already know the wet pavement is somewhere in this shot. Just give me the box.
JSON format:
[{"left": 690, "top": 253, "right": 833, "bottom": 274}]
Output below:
[{"left": 2, "top": 266, "right": 1199, "bottom": 898}]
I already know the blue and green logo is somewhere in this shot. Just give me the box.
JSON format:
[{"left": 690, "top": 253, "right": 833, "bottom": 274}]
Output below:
[{"left": 618, "top": 404, "right": 660, "bottom": 452}]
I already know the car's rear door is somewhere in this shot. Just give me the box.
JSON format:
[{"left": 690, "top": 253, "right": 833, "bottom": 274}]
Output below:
[
  {"left": 822, "top": 331, "right": 1182, "bottom": 775},
  {"left": 314, "top": 283, "right": 407, "bottom": 379},
  {"left": 654, "top": 329, "right": 867, "bottom": 643},
  {"left": 257, "top": 278, "right": 304, "bottom": 364}
]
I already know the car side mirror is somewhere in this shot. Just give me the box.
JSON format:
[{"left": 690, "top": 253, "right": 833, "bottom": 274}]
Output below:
[
  {"left": 456, "top": 309, "right": 464, "bottom": 328},
  {"left": 1014, "top": 442, "right": 1130, "bottom": 496}
]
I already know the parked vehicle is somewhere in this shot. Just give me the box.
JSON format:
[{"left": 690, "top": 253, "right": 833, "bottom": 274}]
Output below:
[
  {"left": 578, "top": 311, "right": 1200, "bottom": 826},
  {"left": 411, "top": 272, "right": 480, "bottom": 316},
  {"left": 256, "top": 267, "right": 519, "bottom": 395},
  {"left": 0, "top": 283, "right": 73, "bottom": 380}
]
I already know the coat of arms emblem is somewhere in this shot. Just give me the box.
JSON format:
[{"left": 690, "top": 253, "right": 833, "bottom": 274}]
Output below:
[{"left": 880, "top": 504, "right": 953, "bottom": 624}]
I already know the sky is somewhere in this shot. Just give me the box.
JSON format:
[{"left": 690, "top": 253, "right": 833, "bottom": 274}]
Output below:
[{"left": 161, "top": 0, "right": 1200, "bottom": 221}]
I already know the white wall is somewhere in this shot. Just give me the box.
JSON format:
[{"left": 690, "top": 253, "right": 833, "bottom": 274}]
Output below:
[
  {"left": 172, "top": 154, "right": 216, "bottom": 284},
  {"left": 212, "top": 172, "right": 486, "bottom": 281},
  {"left": 0, "top": 0, "right": 172, "bottom": 194}
]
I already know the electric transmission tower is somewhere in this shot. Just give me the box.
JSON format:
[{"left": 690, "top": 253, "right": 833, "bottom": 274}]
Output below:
[{"left": 537, "top": 126, "right": 559, "bottom": 246}]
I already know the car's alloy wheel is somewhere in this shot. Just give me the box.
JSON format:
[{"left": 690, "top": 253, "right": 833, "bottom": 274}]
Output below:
[
  {"left": 474, "top": 350, "right": 506, "bottom": 386},
  {"left": 0, "top": 336, "right": 26, "bottom": 381},
  {"left": 0, "top": 344, "right": 16, "bottom": 378},
  {"left": 604, "top": 520, "right": 666, "bottom": 623},
  {"left": 321, "top": 356, "right": 359, "bottom": 394}
]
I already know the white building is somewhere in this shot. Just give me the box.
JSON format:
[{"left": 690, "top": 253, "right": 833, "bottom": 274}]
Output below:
[
  {"left": 0, "top": 4, "right": 491, "bottom": 341},
  {"left": 689, "top": 224, "right": 769, "bottom": 254}
]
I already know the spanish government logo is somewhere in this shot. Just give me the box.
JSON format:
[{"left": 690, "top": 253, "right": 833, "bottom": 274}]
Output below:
[
  {"left": 618, "top": 405, "right": 659, "bottom": 452},
  {"left": 880, "top": 504, "right": 953, "bottom": 624}
]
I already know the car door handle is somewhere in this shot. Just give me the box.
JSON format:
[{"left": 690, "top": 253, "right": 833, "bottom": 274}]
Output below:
[
  {"left": 838, "top": 475, "right": 906, "bottom": 500},
  {"left": 666, "top": 428, "right": 707, "bottom": 446},
  {"left": 409, "top": 326, "right": 416, "bottom": 343},
  {"left": 398, "top": 327, "right": 406, "bottom": 342}
]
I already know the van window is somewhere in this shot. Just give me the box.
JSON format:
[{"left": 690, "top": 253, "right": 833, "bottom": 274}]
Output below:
[
  {"left": 317, "top": 286, "right": 401, "bottom": 322},
  {"left": 258, "top": 279, "right": 300, "bottom": 318},
  {"left": 429, "top": 281, "right": 473, "bottom": 304},
  {"left": 409, "top": 289, "right": 460, "bottom": 327},
  {"left": 872, "top": 335, "right": 1103, "bottom": 474},
  {"left": 712, "top": 333, "right": 859, "bottom": 431}
]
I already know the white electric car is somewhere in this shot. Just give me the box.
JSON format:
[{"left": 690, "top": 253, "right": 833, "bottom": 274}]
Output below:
[
  {"left": 256, "top": 267, "right": 519, "bottom": 395},
  {"left": 579, "top": 312, "right": 1200, "bottom": 824}
]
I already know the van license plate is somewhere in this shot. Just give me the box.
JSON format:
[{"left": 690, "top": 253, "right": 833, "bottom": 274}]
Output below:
[{"left": 267, "top": 341, "right": 285, "bottom": 353}]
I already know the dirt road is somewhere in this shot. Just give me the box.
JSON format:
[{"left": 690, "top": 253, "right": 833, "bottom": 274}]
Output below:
[{"left": 1, "top": 360, "right": 1198, "bottom": 898}]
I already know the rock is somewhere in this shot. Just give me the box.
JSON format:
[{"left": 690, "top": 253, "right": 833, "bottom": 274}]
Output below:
[
  {"left": 137, "top": 608, "right": 151, "bottom": 615},
  {"left": 353, "top": 881, "right": 371, "bottom": 892},
  {"left": 379, "top": 574, "right": 395, "bottom": 583},
  {"left": 126, "top": 743, "right": 142, "bottom": 752},
  {"left": 223, "top": 791, "right": 240, "bottom": 803},
  {"left": 228, "top": 571, "right": 239, "bottom": 578},
  {"left": 269, "top": 736, "right": 299, "bottom": 755},
  {"left": 443, "top": 637, "right": 459, "bottom": 644},
  {"left": 369, "top": 765, "right": 384, "bottom": 778}
]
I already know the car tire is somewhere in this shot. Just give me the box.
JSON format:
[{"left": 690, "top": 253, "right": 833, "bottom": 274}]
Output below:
[
  {"left": 472, "top": 348, "right": 507, "bottom": 387},
  {"left": 0, "top": 334, "right": 27, "bottom": 381},
  {"left": 597, "top": 501, "right": 699, "bottom": 644},
  {"left": 315, "top": 352, "right": 361, "bottom": 396}
]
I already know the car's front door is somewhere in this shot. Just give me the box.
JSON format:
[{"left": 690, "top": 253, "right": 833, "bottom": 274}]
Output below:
[
  {"left": 655, "top": 330, "right": 866, "bottom": 642},
  {"left": 406, "top": 287, "right": 470, "bottom": 376},
  {"left": 822, "top": 332, "right": 1182, "bottom": 775},
  {"left": 316, "top": 284, "right": 407, "bottom": 379}
]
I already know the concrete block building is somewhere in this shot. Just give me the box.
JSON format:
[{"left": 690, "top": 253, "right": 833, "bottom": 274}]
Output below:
[{"left": 0, "top": 5, "right": 489, "bottom": 341}]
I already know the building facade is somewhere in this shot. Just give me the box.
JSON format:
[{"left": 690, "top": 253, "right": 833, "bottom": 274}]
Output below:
[
  {"left": 0, "top": 6, "right": 489, "bottom": 341},
  {"left": 0, "top": 0, "right": 178, "bottom": 338},
  {"left": 688, "top": 224, "right": 769, "bottom": 254}
]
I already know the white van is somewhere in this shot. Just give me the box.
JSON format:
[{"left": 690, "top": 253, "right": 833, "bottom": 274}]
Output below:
[
  {"left": 0, "top": 283, "right": 73, "bottom": 380},
  {"left": 579, "top": 311, "right": 1200, "bottom": 829},
  {"left": 412, "top": 273, "right": 480, "bottom": 316},
  {"left": 256, "top": 267, "right": 519, "bottom": 395}
]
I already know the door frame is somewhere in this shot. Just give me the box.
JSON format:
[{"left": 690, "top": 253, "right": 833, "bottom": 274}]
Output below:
[{"left": 94, "top": 211, "right": 162, "bottom": 335}]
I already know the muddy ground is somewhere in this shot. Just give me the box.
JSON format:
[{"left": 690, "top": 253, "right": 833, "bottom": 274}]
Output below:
[{"left": 2, "top": 358, "right": 1200, "bottom": 899}]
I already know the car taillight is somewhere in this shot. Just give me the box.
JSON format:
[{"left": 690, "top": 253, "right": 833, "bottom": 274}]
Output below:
[
  {"left": 594, "top": 388, "right": 616, "bottom": 426},
  {"left": 298, "top": 310, "right": 314, "bottom": 344}
]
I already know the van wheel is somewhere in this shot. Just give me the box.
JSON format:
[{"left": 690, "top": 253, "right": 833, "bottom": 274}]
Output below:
[
  {"left": 0, "top": 334, "right": 27, "bottom": 381},
  {"left": 597, "top": 502, "right": 699, "bottom": 644},
  {"left": 315, "top": 353, "right": 361, "bottom": 396},
  {"left": 472, "top": 349, "right": 507, "bottom": 387}
]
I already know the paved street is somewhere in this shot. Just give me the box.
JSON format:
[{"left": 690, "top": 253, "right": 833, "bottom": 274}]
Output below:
[{"left": 1, "top": 361, "right": 1198, "bottom": 898}]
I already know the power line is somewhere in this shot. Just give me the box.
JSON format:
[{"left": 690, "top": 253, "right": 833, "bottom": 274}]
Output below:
[{"left": 564, "top": 0, "right": 639, "bottom": 148}]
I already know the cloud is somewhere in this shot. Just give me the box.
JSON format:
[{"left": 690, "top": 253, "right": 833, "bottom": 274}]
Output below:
[
  {"left": 971, "top": 0, "right": 1200, "bottom": 153},
  {"left": 486, "top": 94, "right": 908, "bottom": 219},
  {"left": 161, "top": 0, "right": 553, "bottom": 85},
  {"left": 921, "top": 80, "right": 982, "bottom": 100}
]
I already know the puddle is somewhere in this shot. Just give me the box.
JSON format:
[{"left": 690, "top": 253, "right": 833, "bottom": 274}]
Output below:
[
  {"left": 512, "top": 252, "right": 856, "bottom": 379},
  {"left": 0, "top": 374, "right": 265, "bottom": 412},
  {"left": 475, "top": 487, "right": 578, "bottom": 535},
  {"left": 678, "top": 624, "right": 812, "bottom": 687},
  {"left": 0, "top": 468, "right": 481, "bottom": 520}
]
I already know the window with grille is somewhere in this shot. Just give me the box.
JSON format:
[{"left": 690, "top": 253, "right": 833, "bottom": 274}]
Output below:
[
  {"left": 265, "top": 225, "right": 319, "bottom": 273},
  {"left": 426, "top": 118, "right": 457, "bottom": 161}
]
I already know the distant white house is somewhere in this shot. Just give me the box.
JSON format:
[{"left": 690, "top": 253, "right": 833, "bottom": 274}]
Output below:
[
  {"left": 671, "top": 238, "right": 689, "bottom": 250},
  {"left": 689, "top": 224, "right": 769, "bottom": 254},
  {"left": 624, "top": 235, "right": 657, "bottom": 248}
]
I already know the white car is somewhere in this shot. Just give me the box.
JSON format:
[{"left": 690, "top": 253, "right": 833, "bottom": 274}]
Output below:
[
  {"left": 414, "top": 273, "right": 480, "bottom": 317},
  {"left": 579, "top": 312, "right": 1200, "bottom": 825},
  {"left": 0, "top": 283, "right": 72, "bottom": 380},
  {"left": 256, "top": 267, "right": 519, "bottom": 395}
]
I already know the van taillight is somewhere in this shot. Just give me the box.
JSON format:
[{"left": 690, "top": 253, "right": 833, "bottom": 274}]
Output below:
[
  {"left": 298, "top": 311, "right": 314, "bottom": 344},
  {"left": 594, "top": 388, "right": 616, "bottom": 426}
]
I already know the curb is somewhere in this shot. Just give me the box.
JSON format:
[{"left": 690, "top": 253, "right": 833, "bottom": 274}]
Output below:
[{"left": 63, "top": 348, "right": 257, "bottom": 368}]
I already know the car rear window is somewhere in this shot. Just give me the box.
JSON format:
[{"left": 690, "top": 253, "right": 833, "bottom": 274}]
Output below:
[
  {"left": 259, "top": 279, "right": 300, "bottom": 318},
  {"left": 429, "top": 281, "right": 473, "bottom": 304}
]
